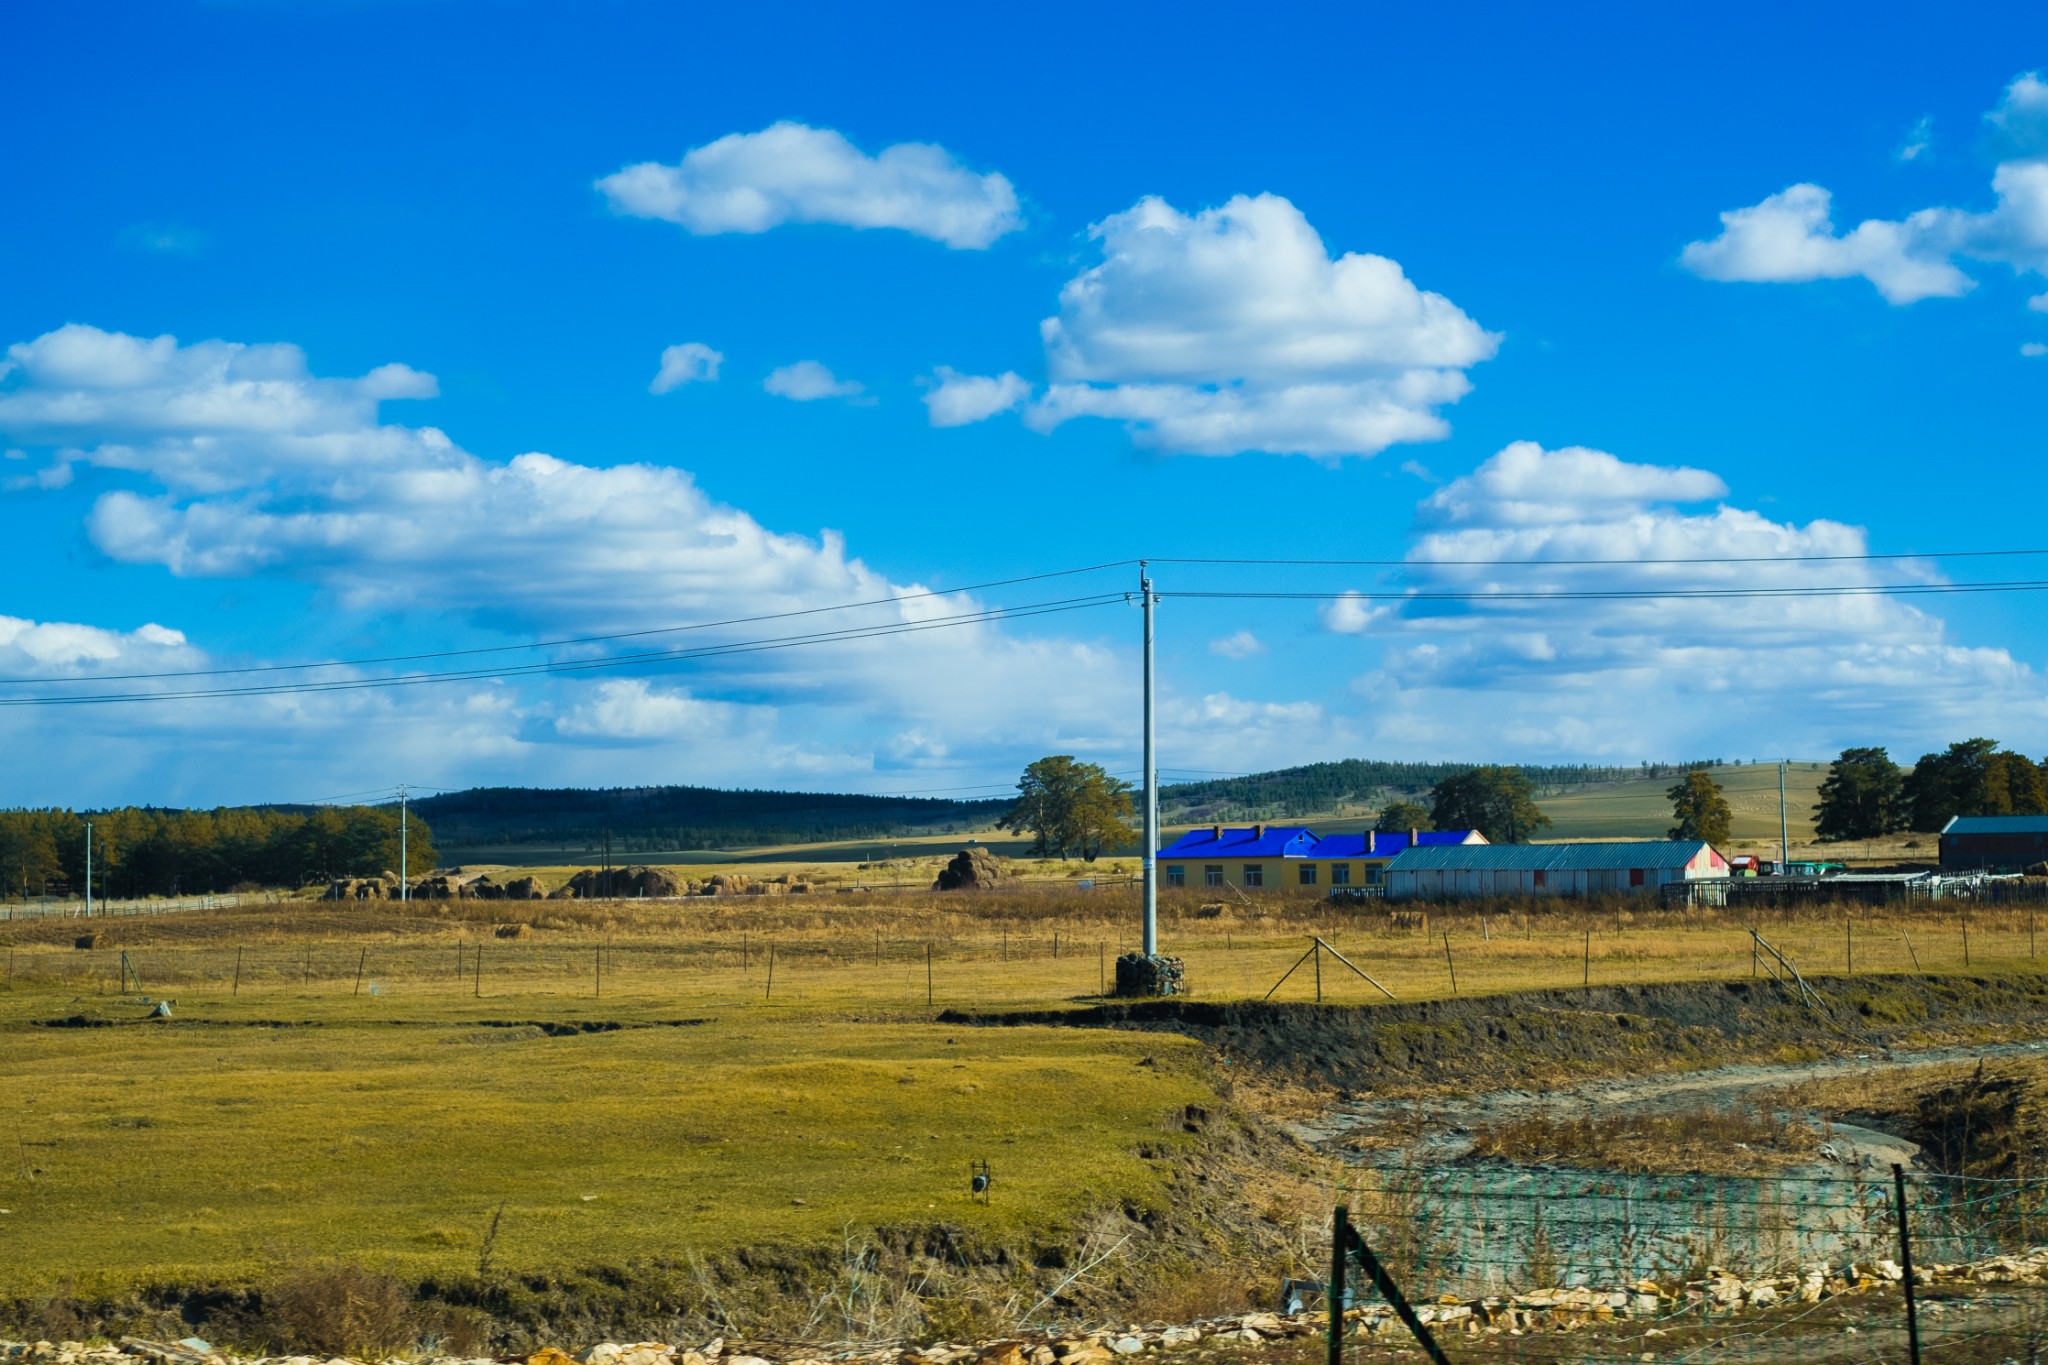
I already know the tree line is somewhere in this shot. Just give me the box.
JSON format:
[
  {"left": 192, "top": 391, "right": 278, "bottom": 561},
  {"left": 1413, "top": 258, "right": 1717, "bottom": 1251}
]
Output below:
[
  {"left": 0, "top": 805, "right": 437, "bottom": 900},
  {"left": 1814, "top": 739, "right": 2048, "bottom": 841}
]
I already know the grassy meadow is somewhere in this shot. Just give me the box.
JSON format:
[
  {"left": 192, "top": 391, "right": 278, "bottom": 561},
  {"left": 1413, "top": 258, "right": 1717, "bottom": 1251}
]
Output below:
[{"left": 7, "top": 875, "right": 2045, "bottom": 1307}]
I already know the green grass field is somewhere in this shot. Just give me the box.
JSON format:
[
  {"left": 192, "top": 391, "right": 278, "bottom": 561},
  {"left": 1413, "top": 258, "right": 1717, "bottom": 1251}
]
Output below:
[{"left": 10, "top": 874, "right": 2033, "bottom": 1317}]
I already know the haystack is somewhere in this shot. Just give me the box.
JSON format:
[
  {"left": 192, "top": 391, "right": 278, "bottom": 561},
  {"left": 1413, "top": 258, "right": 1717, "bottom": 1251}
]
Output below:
[{"left": 933, "top": 847, "right": 1007, "bottom": 891}]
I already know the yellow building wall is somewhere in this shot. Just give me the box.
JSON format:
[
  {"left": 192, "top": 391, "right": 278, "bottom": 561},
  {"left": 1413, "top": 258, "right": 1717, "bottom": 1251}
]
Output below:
[{"left": 1160, "top": 858, "right": 1398, "bottom": 889}]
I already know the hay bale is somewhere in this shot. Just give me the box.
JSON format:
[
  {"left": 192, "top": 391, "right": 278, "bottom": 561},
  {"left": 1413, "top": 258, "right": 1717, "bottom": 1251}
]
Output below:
[
  {"left": 704, "top": 873, "right": 752, "bottom": 896},
  {"left": 933, "top": 847, "right": 1008, "bottom": 891},
  {"left": 494, "top": 922, "right": 531, "bottom": 939},
  {"left": 503, "top": 875, "right": 549, "bottom": 900},
  {"left": 74, "top": 932, "right": 107, "bottom": 950},
  {"left": 545, "top": 885, "right": 578, "bottom": 900},
  {"left": 2026, "top": 861, "right": 2048, "bottom": 878}
]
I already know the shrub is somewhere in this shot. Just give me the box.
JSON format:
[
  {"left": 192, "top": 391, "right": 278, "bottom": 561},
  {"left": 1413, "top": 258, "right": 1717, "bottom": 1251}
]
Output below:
[{"left": 263, "top": 1263, "right": 416, "bottom": 1355}]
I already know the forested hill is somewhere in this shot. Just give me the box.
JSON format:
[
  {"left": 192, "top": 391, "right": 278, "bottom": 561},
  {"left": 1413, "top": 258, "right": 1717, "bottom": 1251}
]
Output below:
[
  {"left": 411, "top": 785, "right": 1010, "bottom": 851},
  {"left": 1158, "top": 759, "right": 1720, "bottom": 823}
]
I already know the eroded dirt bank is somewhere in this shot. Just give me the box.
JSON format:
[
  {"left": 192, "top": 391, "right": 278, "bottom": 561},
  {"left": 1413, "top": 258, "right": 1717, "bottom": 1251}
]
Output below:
[{"left": 946, "top": 971, "right": 2048, "bottom": 1094}]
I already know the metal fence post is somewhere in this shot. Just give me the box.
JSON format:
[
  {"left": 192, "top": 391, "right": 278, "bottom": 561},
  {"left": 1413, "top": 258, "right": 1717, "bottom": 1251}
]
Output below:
[
  {"left": 1894, "top": 1162, "right": 1922, "bottom": 1365},
  {"left": 1329, "top": 1204, "right": 1347, "bottom": 1365}
]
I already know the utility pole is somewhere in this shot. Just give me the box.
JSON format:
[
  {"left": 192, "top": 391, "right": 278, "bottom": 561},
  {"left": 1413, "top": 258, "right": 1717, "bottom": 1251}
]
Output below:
[
  {"left": 398, "top": 784, "right": 409, "bottom": 903},
  {"left": 84, "top": 820, "right": 93, "bottom": 918},
  {"left": 1778, "top": 760, "right": 1789, "bottom": 870},
  {"left": 1141, "top": 562, "right": 1158, "bottom": 959}
]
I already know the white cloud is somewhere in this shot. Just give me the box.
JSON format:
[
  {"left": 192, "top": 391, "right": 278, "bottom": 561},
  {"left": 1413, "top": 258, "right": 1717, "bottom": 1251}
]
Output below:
[
  {"left": 1684, "top": 73, "right": 2048, "bottom": 310},
  {"left": 0, "top": 323, "right": 1148, "bottom": 803},
  {"left": 1023, "top": 193, "right": 1497, "bottom": 457},
  {"left": 650, "top": 342, "right": 723, "bottom": 393},
  {"left": 1897, "top": 116, "right": 1934, "bottom": 163},
  {"left": 1340, "top": 441, "right": 2048, "bottom": 758},
  {"left": 1679, "top": 184, "right": 1972, "bottom": 304},
  {"left": 1208, "top": 629, "right": 1265, "bottom": 659},
  {"left": 0, "top": 615, "right": 195, "bottom": 673},
  {"left": 1318, "top": 593, "right": 1392, "bottom": 635},
  {"left": 1418, "top": 440, "right": 1727, "bottom": 527},
  {"left": 596, "top": 121, "right": 1021, "bottom": 250},
  {"left": 923, "top": 367, "right": 1029, "bottom": 426},
  {"left": 2023, "top": 342, "right": 2048, "bottom": 357},
  {"left": 764, "top": 360, "right": 864, "bottom": 402}
]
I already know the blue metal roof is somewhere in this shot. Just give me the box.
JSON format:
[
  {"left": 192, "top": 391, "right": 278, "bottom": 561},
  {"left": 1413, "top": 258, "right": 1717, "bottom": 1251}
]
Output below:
[
  {"left": 1157, "top": 826, "right": 1484, "bottom": 860},
  {"left": 1384, "top": 840, "right": 1712, "bottom": 872},
  {"left": 1941, "top": 815, "right": 2048, "bottom": 835},
  {"left": 1155, "top": 826, "right": 1319, "bottom": 859}
]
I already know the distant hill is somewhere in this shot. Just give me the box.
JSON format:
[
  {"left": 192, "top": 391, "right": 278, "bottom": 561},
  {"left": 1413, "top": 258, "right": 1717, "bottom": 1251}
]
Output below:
[
  {"left": 412, "top": 785, "right": 1009, "bottom": 853},
  {"left": 416, "top": 756, "right": 1746, "bottom": 855},
  {"left": 1158, "top": 758, "right": 1723, "bottom": 824}
]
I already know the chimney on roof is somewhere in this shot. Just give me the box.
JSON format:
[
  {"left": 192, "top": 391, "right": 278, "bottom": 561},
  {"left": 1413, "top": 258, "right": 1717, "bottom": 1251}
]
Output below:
[
  {"left": 1254, "top": 823, "right": 1266, "bottom": 840},
  {"left": 1211, "top": 825, "right": 1222, "bottom": 841},
  {"left": 1367, "top": 830, "right": 1377, "bottom": 854},
  {"left": 1411, "top": 827, "right": 1420, "bottom": 846}
]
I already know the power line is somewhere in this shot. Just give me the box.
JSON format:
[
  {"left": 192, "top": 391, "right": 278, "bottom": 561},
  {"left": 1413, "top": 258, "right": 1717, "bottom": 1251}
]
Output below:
[
  {"left": 1150, "top": 548, "right": 2048, "bottom": 567},
  {"left": 0, "top": 559, "right": 1139, "bottom": 686},
  {"left": 1166, "top": 578, "right": 2048, "bottom": 603},
  {"left": 0, "top": 594, "right": 1125, "bottom": 707}
]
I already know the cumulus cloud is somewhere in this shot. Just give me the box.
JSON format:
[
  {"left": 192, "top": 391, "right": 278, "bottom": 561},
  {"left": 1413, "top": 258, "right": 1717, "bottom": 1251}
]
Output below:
[
  {"left": 1684, "top": 73, "right": 2048, "bottom": 309},
  {"left": 1021, "top": 194, "right": 1496, "bottom": 457},
  {"left": 596, "top": 121, "right": 1022, "bottom": 249},
  {"left": 764, "top": 360, "right": 864, "bottom": 401},
  {"left": 923, "top": 367, "right": 1029, "bottom": 426},
  {"left": 1208, "top": 629, "right": 1265, "bottom": 659},
  {"left": 1318, "top": 593, "right": 1392, "bottom": 635},
  {"left": 1339, "top": 441, "right": 2048, "bottom": 757},
  {"left": 650, "top": 342, "right": 723, "bottom": 393},
  {"left": 0, "top": 322, "right": 1149, "bottom": 802}
]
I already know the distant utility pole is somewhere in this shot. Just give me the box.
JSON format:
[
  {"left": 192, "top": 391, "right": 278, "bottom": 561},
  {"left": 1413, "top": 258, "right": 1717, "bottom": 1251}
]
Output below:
[
  {"left": 398, "top": 784, "right": 409, "bottom": 902},
  {"left": 1141, "top": 562, "right": 1158, "bottom": 959},
  {"left": 84, "top": 819, "right": 93, "bottom": 918},
  {"left": 1779, "top": 761, "right": 1789, "bottom": 869}
]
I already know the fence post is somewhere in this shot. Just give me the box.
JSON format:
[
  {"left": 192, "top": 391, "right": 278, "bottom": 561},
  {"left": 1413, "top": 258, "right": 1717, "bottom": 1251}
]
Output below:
[
  {"left": 1328, "top": 1204, "right": 1348, "bottom": 1365},
  {"left": 926, "top": 943, "right": 932, "bottom": 1006},
  {"left": 353, "top": 948, "right": 366, "bottom": 998},
  {"left": 1846, "top": 918, "right": 1853, "bottom": 975},
  {"left": 766, "top": 943, "right": 776, "bottom": 1001},
  {"left": 1893, "top": 1163, "right": 1922, "bottom": 1365},
  {"left": 1583, "top": 930, "right": 1590, "bottom": 987},
  {"left": 1442, "top": 933, "right": 1458, "bottom": 995},
  {"left": 1962, "top": 910, "right": 1970, "bottom": 967},
  {"left": 596, "top": 945, "right": 603, "bottom": 999},
  {"left": 232, "top": 945, "right": 242, "bottom": 997}
]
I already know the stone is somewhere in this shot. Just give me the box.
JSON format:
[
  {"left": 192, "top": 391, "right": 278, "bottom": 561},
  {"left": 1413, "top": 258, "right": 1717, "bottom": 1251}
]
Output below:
[
  {"left": 1155, "top": 1328, "right": 1200, "bottom": 1348},
  {"left": 528, "top": 1351, "right": 577, "bottom": 1365},
  {"left": 1028, "top": 1350, "right": 1056, "bottom": 1365},
  {"left": 1108, "top": 1341, "right": 1143, "bottom": 1356}
]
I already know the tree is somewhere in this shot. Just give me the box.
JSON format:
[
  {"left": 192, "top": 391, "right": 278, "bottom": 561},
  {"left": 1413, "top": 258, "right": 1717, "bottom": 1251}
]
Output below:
[
  {"left": 1666, "top": 769, "right": 1733, "bottom": 846},
  {"left": 996, "top": 756, "right": 1133, "bottom": 860},
  {"left": 1374, "top": 800, "right": 1433, "bottom": 834},
  {"left": 1813, "top": 747, "right": 1906, "bottom": 841},
  {"left": 1902, "top": 738, "right": 2048, "bottom": 831},
  {"left": 1428, "top": 766, "right": 1551, "bottom": 844}
]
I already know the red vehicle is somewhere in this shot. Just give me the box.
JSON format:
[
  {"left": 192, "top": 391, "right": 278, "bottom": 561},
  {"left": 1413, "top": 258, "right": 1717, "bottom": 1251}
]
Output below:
[{"left": 1729, "top": 855, "right": 1761, "bottom": 876}]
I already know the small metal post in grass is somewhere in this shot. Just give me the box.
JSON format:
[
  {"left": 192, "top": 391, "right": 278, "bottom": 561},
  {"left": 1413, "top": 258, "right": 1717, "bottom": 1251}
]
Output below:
[
  {"left": 595, "top": 946, "right": 602, "bottom": 999},
  {"left": 1905, "top": 930, "right": 1921, "bottom": 970},
  {"left": 1099, "top": 941, "right": 1105, "bottom": 997},
  {"left": 1054, "top": 931, "right": 1060, "bottom": 960},
  {"left": 2031, "top": 910, "right": 2037, "bottom": 960},
  {"left": 766, "top": 943, "right": 776, "bottom": 1001},
  {"left": 232, "top": 946, "right": 242, "bottom": 997},
  {"left": 875, "top": 931, "right": 881, "bottom": 967},
  {"left": 1583, "top": 930, "right": 1591, "bottom": 986},
  {"left": 1894, "top": 1163, "right": 1923, "bottom": 1365},
  {"left": 1963, "top": 910, "right": 1971, "bottom": 967},
  {"left": 925, "top": 943, "right": 932, "bottom": 1006},
  {"left": 1847, "top": 918, "right": 1854, "bottom": 975},
  {"left": 353, "top": 948, "right": 366, "bottom": 998},
  {"left": 1002, "top": 926, "right": 1008, "bottom": 963},
  {"left": 474, "top": 945, "right": 482, "bottom": 998},
  {"left": 1328, "top": 1203, "right": 1348, "bottom": 1365},
  {"left": 1443, "top": 933, "right": 1458, "bottom": 995}
]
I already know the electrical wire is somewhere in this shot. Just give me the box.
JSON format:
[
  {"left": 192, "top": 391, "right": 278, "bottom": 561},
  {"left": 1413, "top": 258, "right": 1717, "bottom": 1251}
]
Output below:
[
  {"left": 1149, "top": 548, "right": 2048, "bottom": 567},
  {"left": 0, "top": 594, "right": 1125, "bottom": 707},
  {"left": 1166, "top": 579, "right": 2048, "bottom": 602},
  {"left": 0, "top": 558, "right": 1141, "bottom": 686}
]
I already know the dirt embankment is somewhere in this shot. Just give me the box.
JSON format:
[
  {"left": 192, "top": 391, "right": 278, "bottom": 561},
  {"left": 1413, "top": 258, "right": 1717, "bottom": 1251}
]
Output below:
[{"left": 945, "top": 972, "right": 2048, "bottom": 1094}]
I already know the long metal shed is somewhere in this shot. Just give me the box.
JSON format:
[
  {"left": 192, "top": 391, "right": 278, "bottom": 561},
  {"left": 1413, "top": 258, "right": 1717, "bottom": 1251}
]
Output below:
[{"left": 1382, "top": 840, "right": 1729, "bottom": 899}]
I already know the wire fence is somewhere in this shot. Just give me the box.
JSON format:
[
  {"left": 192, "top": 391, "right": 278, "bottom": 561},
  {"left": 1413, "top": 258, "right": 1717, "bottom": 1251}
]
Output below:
[{"left": 1332, "top": 1164, "right": 2048, "bottom": 1362}]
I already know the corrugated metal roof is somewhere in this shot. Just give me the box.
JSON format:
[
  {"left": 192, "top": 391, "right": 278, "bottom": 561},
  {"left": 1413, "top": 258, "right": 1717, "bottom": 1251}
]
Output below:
[
  {"left": 1941, "top": 815, "right": 2048, "bottom": 835},
  {"left": 1385, "top": 840, "right": 1710, "bottom": 872},
  {"left": 1156, "top": 826, "right": 1318, "bottom": 859},
  {"left": 1304, "top": 830, "right": 1482, "bottom": 859}
]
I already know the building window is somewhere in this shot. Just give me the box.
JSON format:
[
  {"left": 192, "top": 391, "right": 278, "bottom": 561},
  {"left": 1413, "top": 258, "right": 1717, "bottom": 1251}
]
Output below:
[
  {"left": 1365, "top": 866, "right": 1381, "bottom": 884},
  {"left": 1166, "top": 865, "right": 1185, "bottom": 888},
  {"left": 1629, "top": 868, "right": 1646, "bottom": 887},
  {"left": 1298, "top": 864, "right": 1318, "bottom": 886},
  {"left": 1243, "top": 864, "right": 1264, "bottom": 887},
  {"left": 1331, "top": 863, "right": 1351, "bottom": 886},
  {"left": 1533, "top": 869, "right": 1546, "bottom": 887},
  {"left": 1204, "top": 865, "right": 1223, "bottom": 887}
]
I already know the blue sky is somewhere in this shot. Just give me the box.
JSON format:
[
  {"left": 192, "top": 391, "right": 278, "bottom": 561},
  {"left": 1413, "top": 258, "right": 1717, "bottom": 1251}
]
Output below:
[{"left": 5, "top": 0, "right": 2048, "bottom": 806}]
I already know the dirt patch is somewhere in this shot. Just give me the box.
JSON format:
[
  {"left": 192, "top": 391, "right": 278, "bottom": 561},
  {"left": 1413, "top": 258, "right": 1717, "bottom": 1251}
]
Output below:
[{"left": 944, "top": 972, "right": 2048, "bottom": 1095}]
